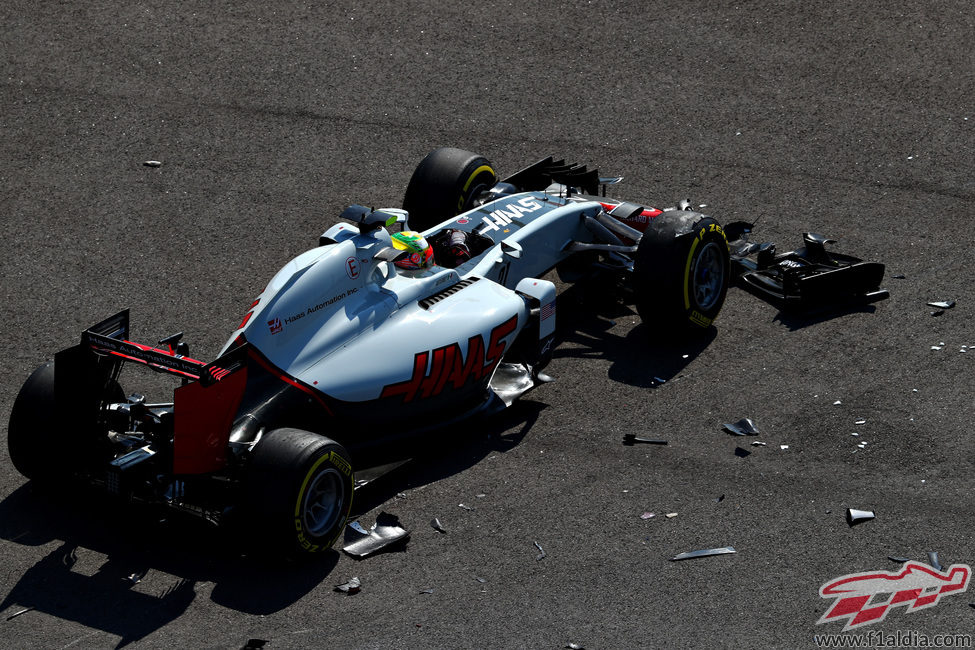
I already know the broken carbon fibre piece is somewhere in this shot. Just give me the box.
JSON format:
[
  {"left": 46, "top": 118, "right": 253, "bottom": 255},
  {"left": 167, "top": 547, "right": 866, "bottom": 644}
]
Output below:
[
  {"left": 670, "top": 546, "right": 737, "bottom": 561},
  {"left": 342, "top": 512, "right": 409, "bottom": 558}
]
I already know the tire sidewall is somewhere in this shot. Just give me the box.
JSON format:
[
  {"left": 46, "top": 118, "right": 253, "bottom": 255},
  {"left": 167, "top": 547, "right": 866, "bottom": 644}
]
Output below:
[
  {"left": 244, "top": 428, "right": 354, "bottom": 555},
  {"left": 452, "top": 157, "right": 496, "bottom": 216},
  {"left": 635, "top": 214, "right": 730, "bottom": 335},
  {"left": 292, "top": 444, "right": 353, "bottom": 552}
]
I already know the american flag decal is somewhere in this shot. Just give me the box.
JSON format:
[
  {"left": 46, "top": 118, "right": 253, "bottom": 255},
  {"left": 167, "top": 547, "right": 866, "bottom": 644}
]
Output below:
[{"left": 540, "top": 301, "right": 556, "bottom": 321}]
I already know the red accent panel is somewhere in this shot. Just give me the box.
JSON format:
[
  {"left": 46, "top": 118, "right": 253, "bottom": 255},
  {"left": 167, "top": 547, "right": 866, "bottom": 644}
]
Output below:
[
  {"left": 246, "top": 347, "right": 335, "bottom": 416},
  {"left": 173, "top": 368, "right": 247, "bottom": 474},
  {"left": 238, "top": 311, "right": 253, "bottom": 329}
]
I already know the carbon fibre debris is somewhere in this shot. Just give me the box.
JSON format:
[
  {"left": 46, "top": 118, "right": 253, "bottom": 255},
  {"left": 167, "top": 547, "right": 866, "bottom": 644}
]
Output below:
[
  {"left": 623, "top": 433, "right": 668, "bottom": 445},
  {"left": 534, "top": 541, "right": 546, "bottom": 561},
  {"left": 670, "top": 547, "right": 736, "bottom": 561},
  {"left": 342, "top": 513, "right": 409, "bottom": 558},
  {"left": 723, "top": 418, "right": 759, "bottom": 436},
  {"left": 334, "top": 577, "right": 361, "bottom": 594},
  {"left": 846, "top": 509, "right": 875, "bottom": 526}
]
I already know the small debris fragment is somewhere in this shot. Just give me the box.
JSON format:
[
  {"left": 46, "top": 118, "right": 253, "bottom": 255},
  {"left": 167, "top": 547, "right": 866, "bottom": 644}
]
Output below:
[
  {"left": 125, "top": 570, "right": 147, "bottom": 585},
  {"left": 243, "top": 640, "right": 269, "bottom": 650},
  {"left": 779, "top": 445, "right": 789, "bottom": 450},
  {"left": 670, "top": 546, "right": 736, "bottom": 561},
  {"left": 892, "top": 274, "right": 906, "bottom": 279},
  {"left": 566, "top": 644, "right": 584, "bottom": 650},
  {"left": 342, "top": 512, "right": 410, "bottom": 558},
  {"left": 927, "top": 551, "right": 942, "bottom": 571},
  {"left": 334, "top": 576, "right": 361, "bottom": 594},
  {"left": 751, "top": 441, "right": 767, "bottom": 447},
  {"left": 143, "top": 160, "right": 162, "bottom": 167},
  {"left": 927, "top": 300, "right": 956, "bottom": 310},
  {"left": 715, "top": 494, "right": 725, "bottom": 503},
  {"left": 846, "top": 508, "right": 875, "bottom": 526},
  {"left": 665, "top": 512, "right": 678, "bottom": 519},
  {"left": 888, "top": 556, "right": 911, "bottom": 563},
  {"left": 5, "top": 607, "right": 34, "bottom": 621},
  {"left": 734, "top": 446, "right": 752, "bottom": 457},
  {"left": 931, "top": 344, "right": 943, "bottom": 351},
  {"left": 348, "top": 521, "right": 369, "bottom": 535},
  {"left": 653, "top": 376, "right": 667, "bottom": 384},
  {"left": 854, "top": 419, "right": 867, "bottom": 425},
  {"left": 419, "top": 588, "right": 434, "bottom": 595},
  {"left": 534, "top": 541, "right": 546, "bottom": 561},
  {"left": 723, "top": 418, "right": 760, "bottom": 436},
  {"left": 640, "top": 512, "right": 656, "bottom": 519},
  {"left": 851, "top": 432, "right": 859, "bottom": 437},
  {"left": 431, "top": 518, "right": 447, "bottom": 534},
  {"left": 833, "top": 400, "right": 842, "bottom": 405},
  {"left": 474, "top": 576, "right": 487, "bottom": 584},
  {"left": 623, "top": 434, "right": 668, "bottom": 445},
  {"left": 458, "top": 503, "right": 474, "bottom": 511}
]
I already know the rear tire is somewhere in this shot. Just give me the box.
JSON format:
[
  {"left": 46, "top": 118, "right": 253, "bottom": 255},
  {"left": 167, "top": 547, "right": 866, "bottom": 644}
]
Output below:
[
  {"left": 634, "top": 212, "right": 730, "bottom": 336},
  {"left": 9, "top": 358, "right": 125, "bottom": 484},
  {"left": 8, "top": 362, "right": 58, "bottom": 480},
  {"left": 402, "top": 147, "right": 497, "bottom": 231},
  {"left": 244, "top": 428, "right": 354, "bottom": 554}
]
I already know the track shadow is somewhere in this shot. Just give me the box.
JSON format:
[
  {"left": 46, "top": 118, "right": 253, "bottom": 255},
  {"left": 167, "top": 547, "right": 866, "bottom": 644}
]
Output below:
[
  {"left": 0, "top": 400, "right": 543, "bottom": 634},
  {"left": 553, "top": 281, "right": 718, "bottom": 386},
  {"left": 771, "top": 302, "right": 880, "bottom": 331},
  {"left": 0, "top": 483, "right": 341, "bottom": 631},
  {"left": 734, "top": 280, "right": 884, "bottom": 331},
  {"left": 348, "top": 399, "right": 544, "bottom": 517}
]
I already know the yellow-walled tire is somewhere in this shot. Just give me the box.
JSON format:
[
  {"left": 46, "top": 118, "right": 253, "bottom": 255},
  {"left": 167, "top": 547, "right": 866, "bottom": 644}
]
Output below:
[
  {"left": 244, "top": 428, "right": 354, "bottom": 555},
  {"left": 634, "top": 212, "right": 730, "bottom": 337}
]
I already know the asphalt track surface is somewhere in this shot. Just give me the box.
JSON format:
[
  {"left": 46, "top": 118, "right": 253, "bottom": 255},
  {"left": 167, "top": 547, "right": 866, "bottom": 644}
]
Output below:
[{"left": 2, "top": 2, "right": 974, "bottom": 648}]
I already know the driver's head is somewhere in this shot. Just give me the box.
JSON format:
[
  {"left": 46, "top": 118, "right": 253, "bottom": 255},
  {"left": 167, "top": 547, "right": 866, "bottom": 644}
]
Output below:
[{"left": 391, "top": 230, "right": 434, "bottom": 271}]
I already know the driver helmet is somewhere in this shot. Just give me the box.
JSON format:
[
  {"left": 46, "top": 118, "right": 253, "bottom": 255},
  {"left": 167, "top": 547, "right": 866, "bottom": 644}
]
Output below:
[{"left": 391, "top": 230, "right": 435, "bottom": 271}]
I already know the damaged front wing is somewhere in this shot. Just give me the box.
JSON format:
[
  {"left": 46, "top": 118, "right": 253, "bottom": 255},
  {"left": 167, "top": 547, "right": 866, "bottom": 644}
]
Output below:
[{"left": 726, "top": 224, "right": 888, "bottom": 309}]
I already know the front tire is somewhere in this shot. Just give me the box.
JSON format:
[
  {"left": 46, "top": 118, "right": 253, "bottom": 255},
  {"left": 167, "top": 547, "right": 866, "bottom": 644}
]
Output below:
[
  {"left": 633, "top": 212, "right": 730, "bottom": 336},
  {"left": 402, "top": 147, "right": 497, "bottom": 231},
  {"left": 244, "top": 428, "right": 354, "bottom": 554}
]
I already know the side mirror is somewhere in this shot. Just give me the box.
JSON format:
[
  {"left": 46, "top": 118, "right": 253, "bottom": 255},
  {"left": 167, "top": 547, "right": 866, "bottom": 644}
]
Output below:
[{"left": 501, "top": 240, "right": 523, "bottom": 259}]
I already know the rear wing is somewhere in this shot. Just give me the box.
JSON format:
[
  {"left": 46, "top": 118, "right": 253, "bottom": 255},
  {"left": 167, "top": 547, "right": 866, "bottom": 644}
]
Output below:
[{"left": 81, "top": 310, "right": 244, "bottom": 385}]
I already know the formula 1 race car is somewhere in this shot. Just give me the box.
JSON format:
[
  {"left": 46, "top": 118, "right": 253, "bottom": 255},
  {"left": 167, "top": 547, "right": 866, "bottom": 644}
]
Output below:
[{"left": 7, "top": 148, "right": 884, "bottom": 554}]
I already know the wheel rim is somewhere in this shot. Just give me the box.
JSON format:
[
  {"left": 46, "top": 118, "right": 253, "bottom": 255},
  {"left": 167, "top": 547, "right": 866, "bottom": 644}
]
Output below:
[
  {"left": 692, "top": 242, "right": 725, "bottom": 311},
  {"left": 301, "top": 467, "right": 345, "bottom": 537}
]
